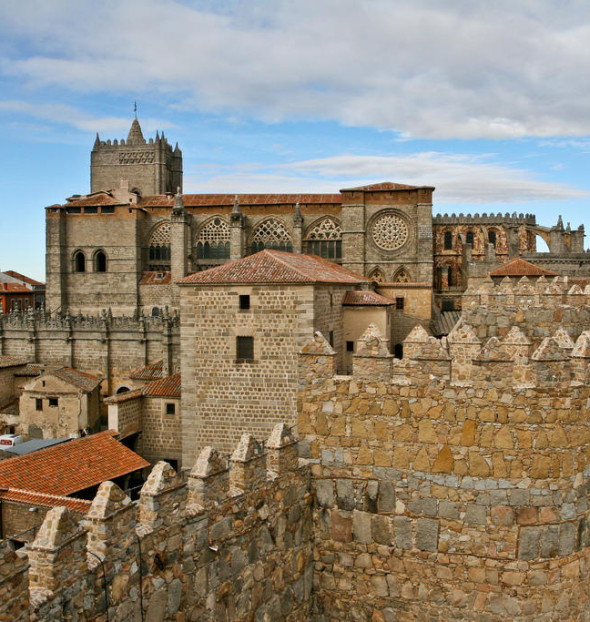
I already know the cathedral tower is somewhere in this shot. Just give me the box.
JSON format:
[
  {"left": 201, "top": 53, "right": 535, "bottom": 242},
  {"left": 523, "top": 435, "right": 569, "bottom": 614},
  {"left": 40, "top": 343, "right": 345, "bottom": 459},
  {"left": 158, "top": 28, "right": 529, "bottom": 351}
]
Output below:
[{"left": 90, "top": 116, "right": 183, "bottom": 195}]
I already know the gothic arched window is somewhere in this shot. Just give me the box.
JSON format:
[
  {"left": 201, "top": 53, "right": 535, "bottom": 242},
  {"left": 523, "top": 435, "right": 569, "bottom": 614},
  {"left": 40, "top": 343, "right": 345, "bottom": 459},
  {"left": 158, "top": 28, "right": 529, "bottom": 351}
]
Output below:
[
  {"left": 73, "top": 251, "right": 86, "bottom": 273},
  {"left": 196, "top": 218, "right": 230, "bottom": 260},
  {"left": 303, "top": 218, "right": 342, "bottom": 260},
  {"left": 95, "top": 250, "right": 107, "bottom": 272},
  {"left": 466, "top": 231, "right": 474, "bottom": 246},
  {"left": 488, "top": 230, "right": 497, "bottom": 247},
  {"left": 393, "top": 268, "right": 411, "bottom": 283},
  {"left": 250, "top": 219, "right": 293, "bottom": 254},
  {"left": 368, "top": 268, "right": 386, "bottom": 283},
  {"left": 148, "top": 222, "right": 171, "bottom": 270}
]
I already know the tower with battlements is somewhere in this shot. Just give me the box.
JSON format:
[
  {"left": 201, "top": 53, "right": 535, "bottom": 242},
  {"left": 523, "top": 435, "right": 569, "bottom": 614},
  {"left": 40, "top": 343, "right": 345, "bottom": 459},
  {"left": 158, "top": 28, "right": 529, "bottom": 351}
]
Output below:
[{"left": 90, "top": 116, "right": 183, "bottom": 195}]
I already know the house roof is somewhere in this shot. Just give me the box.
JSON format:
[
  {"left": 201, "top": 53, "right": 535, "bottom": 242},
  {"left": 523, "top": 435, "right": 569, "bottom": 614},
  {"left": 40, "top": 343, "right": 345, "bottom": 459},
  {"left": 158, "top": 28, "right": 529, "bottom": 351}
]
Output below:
[
  {"left": 45, "top": 367, "right": 102, "bottom": 392},
  {"left": 343, "top": 291, "right": 395, "bottom": 306},
  {"left": 0, "top": 488, "right": 92, "bottom": 513},
  {"left": 3, "top": 271, "right": 45, "bottom": 287},
  {"left": 129, "top": 360, "right": 165, "bottom": 380},
  {"left": 142, "top": 373, "right": 181, "bottom": 398},
  {"left": 489, "top": 258, "right": 559, "bottom": 277},
  {"left": 178, "top": 250, "right": 367, "bottom": 285},
  {"left": 340, "top": 182, "right": 434, "bottom": 192},
  {"left": 0, "top": 282, "right": 32, "bottom": 294},
  {"left": 0, "top": 430, "right": 148, "bottom": 496},
  {"left": 13, "top": 362, "right": 44, "bottom": 377},
  {"left": 0, "top": 355, "right": 29, "bottom": 369}
]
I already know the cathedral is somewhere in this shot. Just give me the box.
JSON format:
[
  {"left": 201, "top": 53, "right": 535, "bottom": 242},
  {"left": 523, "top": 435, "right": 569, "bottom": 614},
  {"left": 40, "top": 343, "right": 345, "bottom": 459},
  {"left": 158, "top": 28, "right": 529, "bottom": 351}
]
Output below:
[{"left": 45, "top": 117, "right": 588, "bottom": 320}]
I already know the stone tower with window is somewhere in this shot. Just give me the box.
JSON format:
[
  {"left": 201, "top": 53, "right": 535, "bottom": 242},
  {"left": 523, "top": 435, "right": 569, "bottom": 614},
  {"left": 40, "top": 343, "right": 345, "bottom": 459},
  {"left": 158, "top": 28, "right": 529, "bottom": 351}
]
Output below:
[{"left": 91, "top": 116, "right": 183, "bottom": 195}]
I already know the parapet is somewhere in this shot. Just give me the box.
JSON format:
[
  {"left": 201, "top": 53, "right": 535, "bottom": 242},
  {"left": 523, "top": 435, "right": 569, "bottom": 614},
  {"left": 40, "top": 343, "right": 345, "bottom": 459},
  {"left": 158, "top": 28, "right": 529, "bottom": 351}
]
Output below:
[{"left": 433, "top": 212, "right": 536, "bottom": 225}]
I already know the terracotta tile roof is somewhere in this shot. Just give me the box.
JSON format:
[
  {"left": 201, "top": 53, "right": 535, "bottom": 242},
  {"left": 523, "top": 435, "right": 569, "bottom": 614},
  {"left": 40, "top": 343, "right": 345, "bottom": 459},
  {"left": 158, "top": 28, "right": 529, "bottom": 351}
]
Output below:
[
  {"left": 0, "top": 282, "right": 32, "bottom": 293},
  {"left": 0, "top": 488, "right": 92, "bottom": 513},
  {"left": 142, "top": 374, "right": 181, "bottom": 398},
  {"left": 104, "top": 388, "right": 143, "bottom": 405},
  {"left": 489, "top": 258, "right": 559, "bottom": 277},
  {"left": 0, "top": 430, "right": 148, "bottom": 496},
  {"left": 340, "top": 182, "right": 433, "bottom": 192},
  {"left": 0, "top": 355, "right": 30, "bottom": 369},
  {"left": 13, "top": 363, "right": 44, "bottom": 377},
  {"left": 129, "top": 360, "right": 164, "bottom": 380},
  {"left": 65, "top": 193, "right": 125, "bottom": 206},
  {"left": 343, "top": 291, "right": 395, "bottom": 306},
  {"left": 377, "top": 282, "right": 432, "bottom": 289},
  {"left": 139, "top": 193, "right": 342, "bottom": 207},
  {"left": 178, "top": 250, "right": 367, "bottom": 285},
  {"left": 3, "top": 271, "right": 45, "bottom": 287},
  {"left": 139, "top": 271, "right": 172, "bottom": 285},
  {"left": 50, "top": 367, "right": 102, "bottom": 392}
]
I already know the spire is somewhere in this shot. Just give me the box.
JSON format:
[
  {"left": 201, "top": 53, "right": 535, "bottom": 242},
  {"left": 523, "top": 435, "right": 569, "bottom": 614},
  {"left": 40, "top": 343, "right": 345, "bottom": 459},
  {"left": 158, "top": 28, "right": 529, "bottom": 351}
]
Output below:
[
  {"left": 93, "top": 133, "right": 100, "bottom": 148},
  {"left": 557, "top": 215, "right": 564, "bottom": 230},
  {"left": 126, "top": 117, "right": 146, "bottom": 145}
]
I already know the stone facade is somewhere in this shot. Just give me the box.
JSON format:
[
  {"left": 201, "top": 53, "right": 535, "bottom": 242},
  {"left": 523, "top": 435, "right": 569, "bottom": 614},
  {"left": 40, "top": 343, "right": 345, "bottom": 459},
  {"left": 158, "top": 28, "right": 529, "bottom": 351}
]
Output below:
[
  {"left": 0, "top": 424, "right": 313, "bottom": 622},
  {"left": 0, "top": 309, "right": 179, "bottom": 396}
]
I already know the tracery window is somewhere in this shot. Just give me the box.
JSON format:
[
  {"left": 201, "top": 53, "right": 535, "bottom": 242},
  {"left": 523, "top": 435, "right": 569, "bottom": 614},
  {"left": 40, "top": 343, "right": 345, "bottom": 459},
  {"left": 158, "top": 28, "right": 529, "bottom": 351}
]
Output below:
[
  {"left": 250, "top": 219, "right": 293, "bottom": 254},
  {"left": 303, "top": 218, "right": 342, "bottom": 260},
  {"left": 393, "top": 268, "right": 410, "bottom": 283},
  {"left": 148, "top": 222, "right": 171, "bottom": 270},
  {"left": 368, "top": 268, "right": 386, "bottom": 283},
  {"left": 196, "top": 218, "right": 230, "bottom": 260},
  {"left": 371, "top": 213, "right": 409, "bottom": 251}
]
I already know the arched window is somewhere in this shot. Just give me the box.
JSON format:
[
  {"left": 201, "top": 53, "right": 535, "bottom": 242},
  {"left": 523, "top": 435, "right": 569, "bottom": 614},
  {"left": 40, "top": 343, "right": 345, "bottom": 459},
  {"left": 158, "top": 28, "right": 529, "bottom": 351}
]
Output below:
[
  {"left": 368, "top": 268, "right": 386, "bottom": 283},
  {"left": 488, "top": 230, "right": 497, "bottom": 247},
  {"left": 303, "top": 218, "right": 342, "bottom": 260},
  {"left": 250, "top": 219, "right": 292, "bottom": 254},
  {"left": 196, "top": 218, "right": 230, "bottom": 260},
  {"left": 447, "top": 267, "right": 453, "bottom": 287},
  {"left": 95, "top": 250, "right": 107, "bottom": 272},
  {"left": 151, "top": 307, "right": 160, "bottom": 317},
  {"left": 74, "top": 251, "right": 86, "bottom": 273},
  {"left": 466, "top": 231, "right": 474, "bottom": 246},
  {"left": 444, "top": 231, "right": 453, "bottom": 250},
  {"left": 393, "top": 268, "right": 411, "bottom": 283},
  {"left": 148, "top": 222, "right": 171, "bottom": 270}
]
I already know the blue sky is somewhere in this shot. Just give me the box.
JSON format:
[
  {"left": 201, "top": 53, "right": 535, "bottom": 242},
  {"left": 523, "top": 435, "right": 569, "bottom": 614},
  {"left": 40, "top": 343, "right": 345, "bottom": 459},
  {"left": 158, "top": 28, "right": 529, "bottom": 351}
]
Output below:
[{"left": 1, "top": 0, "right": 590, "bottom": 281}]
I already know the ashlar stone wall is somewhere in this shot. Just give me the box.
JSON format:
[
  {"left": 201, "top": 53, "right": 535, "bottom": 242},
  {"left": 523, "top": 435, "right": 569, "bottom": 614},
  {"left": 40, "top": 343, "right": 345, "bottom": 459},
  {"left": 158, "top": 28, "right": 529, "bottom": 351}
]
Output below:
[
  {"left": 298, "top": 310, "right": 590, "bottom": 620},
  {"left": 0, "top": 424, "right": 313, "bottom": 622}
]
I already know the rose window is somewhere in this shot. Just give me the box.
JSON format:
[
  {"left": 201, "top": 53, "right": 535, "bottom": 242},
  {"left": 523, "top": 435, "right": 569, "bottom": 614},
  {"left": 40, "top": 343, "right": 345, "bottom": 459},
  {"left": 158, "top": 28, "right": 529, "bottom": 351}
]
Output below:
[{"left": 371, "top": 213, "right": 409, "bottom": 251}]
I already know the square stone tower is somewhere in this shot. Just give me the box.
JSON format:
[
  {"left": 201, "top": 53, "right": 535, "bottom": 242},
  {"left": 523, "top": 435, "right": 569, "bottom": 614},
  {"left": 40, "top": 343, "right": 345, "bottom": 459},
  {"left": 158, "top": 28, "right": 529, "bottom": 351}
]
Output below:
[{"left": 91, "top": 117, "right": 182, "bottom": 196}]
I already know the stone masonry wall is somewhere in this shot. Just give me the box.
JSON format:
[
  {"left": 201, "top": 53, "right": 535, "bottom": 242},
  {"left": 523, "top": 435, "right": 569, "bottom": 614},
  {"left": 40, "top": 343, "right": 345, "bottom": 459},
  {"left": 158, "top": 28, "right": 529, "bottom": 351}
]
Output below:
[
  {"left": 0, "top": 311, "right": 179, "bottom": 395},
  {"left": 0, "top": 424, "right": 313, "bottom": 622},
  {"left": 298, "top": 284, "right": 590, "bottom": 620}
]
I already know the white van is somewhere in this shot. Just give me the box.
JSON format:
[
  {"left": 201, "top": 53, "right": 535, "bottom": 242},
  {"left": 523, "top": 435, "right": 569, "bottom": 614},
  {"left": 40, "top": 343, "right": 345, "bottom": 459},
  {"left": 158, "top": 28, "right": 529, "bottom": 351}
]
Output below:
[{"left": 0, "top": 434, "right": 24, "bottom": 447}]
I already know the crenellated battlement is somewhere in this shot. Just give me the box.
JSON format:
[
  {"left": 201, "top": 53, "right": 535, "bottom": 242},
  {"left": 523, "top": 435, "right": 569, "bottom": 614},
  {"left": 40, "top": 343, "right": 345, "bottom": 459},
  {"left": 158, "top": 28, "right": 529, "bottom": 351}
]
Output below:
[
  {"left": 0, "top": 424, "right": 312, "bottom": 621},
  {"left": 434, "top": 211, "right": 536, "bottom": 225}
]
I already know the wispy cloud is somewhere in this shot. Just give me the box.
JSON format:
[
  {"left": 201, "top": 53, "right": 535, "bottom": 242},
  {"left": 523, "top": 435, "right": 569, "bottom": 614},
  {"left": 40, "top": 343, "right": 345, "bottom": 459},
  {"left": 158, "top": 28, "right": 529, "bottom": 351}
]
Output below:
[
  {"left": 188, "top": 151, "right": 590, "bottom": 203},
  {"left": 2, "top": 1, "right": 590, "bottom": 139}
]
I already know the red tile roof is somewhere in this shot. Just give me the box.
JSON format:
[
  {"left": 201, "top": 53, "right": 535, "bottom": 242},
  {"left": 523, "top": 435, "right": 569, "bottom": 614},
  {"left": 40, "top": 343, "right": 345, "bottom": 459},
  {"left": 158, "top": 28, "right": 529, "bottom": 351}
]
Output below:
[
  {"left": 139, "top": 271, "right": 172, "bottom": 285},
  {"left": 0, "top": 488, "right": 92, "bottom": 513},
  {"left": 3, "top": 271, "right": 45, "bottom": 287},
  {"left": 0, "top": 282, "right": 32, "bottom": 293},
  {"left": 0, "top": 431, "right": 148, "bottom": 496},
  {"left": 489, "top": 258, "right": 559, "bottom": 277},
  {"left": 50, "top": 367, "right": 102, "bottom": 392},
  {"left": 178, "top": 250, "right": 367, "bottom": 285},
  {"left": 340, "top": 182, "right": 434, "bottom": 192},
  {"left": 129, "top": 360, "right": 164, "bottom": 380},
  {"left": 104, "top": 388, "right": 143, "bottom": 405},
  {"left": 140, "top": 193, "right": 342, "bottom": 207},
  {"left": 142, "top": 373, "right": 181, "bottom": 398},
  {"left": 0, "top": 355, "right": 30, "bottom": 369},
  {"left": 65, "top": 192, "right": 125, "bottom": 206},
  {"left": 343, "top": 291, "right": 395, "bottom": 306}
]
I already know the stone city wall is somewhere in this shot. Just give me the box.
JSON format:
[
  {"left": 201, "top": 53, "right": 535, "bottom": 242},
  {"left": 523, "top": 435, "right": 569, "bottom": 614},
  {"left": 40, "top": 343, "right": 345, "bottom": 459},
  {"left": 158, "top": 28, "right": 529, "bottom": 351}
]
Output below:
[
  {"left": 298, "top": 299, "right": 590, "bottom": 620},
  {"left": 0, "top": 424, "right": 313, "bottom": 622},
  {"left": 0, "top": 310, "right": 179, "bottom": 395}
]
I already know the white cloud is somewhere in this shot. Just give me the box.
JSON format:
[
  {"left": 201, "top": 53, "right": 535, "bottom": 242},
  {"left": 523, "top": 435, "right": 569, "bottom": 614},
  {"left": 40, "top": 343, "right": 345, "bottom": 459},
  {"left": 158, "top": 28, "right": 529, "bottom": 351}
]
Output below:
[
  {"left": 188, "top": 151, "right": 590, "bottom": 203},
  {"left": 2, "top": 1, "right": 590, "bottom": 138}
]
